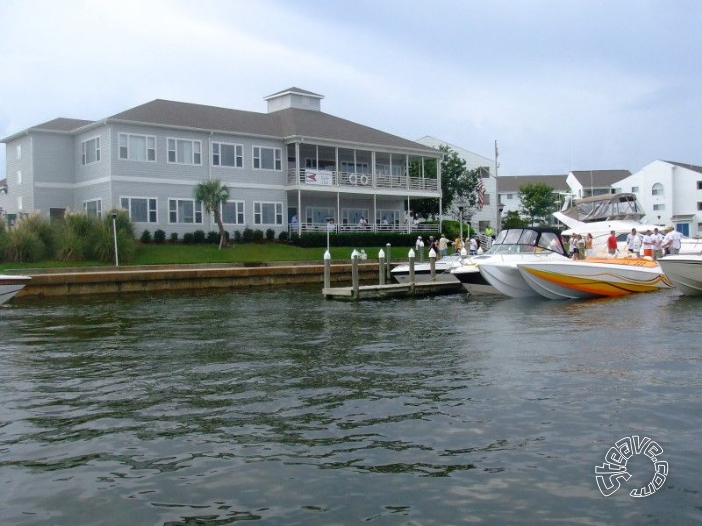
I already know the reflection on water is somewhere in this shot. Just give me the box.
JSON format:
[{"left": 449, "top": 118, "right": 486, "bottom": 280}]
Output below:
[{"left": 1, "top": 288, "right": 701, "bottom": 525}]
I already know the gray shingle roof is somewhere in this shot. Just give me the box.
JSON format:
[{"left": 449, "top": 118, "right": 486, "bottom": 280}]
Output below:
[
  {"left": 31, "top": 118, "right": 94, "bottom": 132},
  {"left": 665, "top": 160, "right": 702, "bottom": 175},
  {"left": 109, "top": 99, "right": 437, "bottom": 153},
  {"left": 570, "top": 169, "right": 631, "bottom": 186},
  {"left": 498, "top": 174, "right": 569, "bottom": 193}
]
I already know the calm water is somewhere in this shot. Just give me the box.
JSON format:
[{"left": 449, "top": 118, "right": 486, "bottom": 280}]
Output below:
[{"left": 1, "top": 287, "right": 701, "bottom": 525}]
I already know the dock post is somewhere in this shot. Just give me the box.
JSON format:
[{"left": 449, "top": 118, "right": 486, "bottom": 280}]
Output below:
[
  {"left": 408, "top": 249, "right": 416, "bottom": 295},
  {"left": 385, "top": 243, "right": 392, "bottom": 281},
  {"left": 378, "top": 249, "right": 386, "bottom": 285},
  {"left": 351, "top": 249, "right": 360, "bottom": 299},
  {"left": 429, "top": 248, "right": 437, "bottom": 281},
  {"left": 324, "top": 250, "right": 331, "bottom": 289}
]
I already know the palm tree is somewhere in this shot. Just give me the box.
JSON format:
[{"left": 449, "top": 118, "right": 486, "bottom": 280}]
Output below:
[{"left": 194, "top": 179, "right": 230, "bottom": 249}]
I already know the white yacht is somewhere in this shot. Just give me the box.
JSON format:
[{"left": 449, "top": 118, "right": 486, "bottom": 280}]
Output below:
[{"left": 553, "top": 193, "right": 702, "bottom": 255}]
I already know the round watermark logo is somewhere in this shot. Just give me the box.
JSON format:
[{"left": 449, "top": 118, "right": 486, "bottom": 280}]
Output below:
[{"left": 595, "top": 435, "right": 668, "bottom": 497}]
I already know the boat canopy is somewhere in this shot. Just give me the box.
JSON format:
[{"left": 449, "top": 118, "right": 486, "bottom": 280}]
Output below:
[{"left": 559, "top": 193, "right": 646, "bottom": 223}]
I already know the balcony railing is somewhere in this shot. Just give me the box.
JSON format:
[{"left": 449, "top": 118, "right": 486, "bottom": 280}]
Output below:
[
  {"left": 287, "top": 169, "right": 438, "bottom": 193},
  {"left": 290, "top": 222, "right": 439, "bottom": 234}
]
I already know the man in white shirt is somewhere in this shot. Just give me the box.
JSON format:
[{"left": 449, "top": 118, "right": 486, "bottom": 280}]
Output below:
[
  {"left": 652, "top": 228, "right": 664, "bottom": 260},
  {"left": 663, "top": 227, "right": 682, "bottom": 255},
  {"left": 626, "top": 228, "right": 641, "bottom": 257}
]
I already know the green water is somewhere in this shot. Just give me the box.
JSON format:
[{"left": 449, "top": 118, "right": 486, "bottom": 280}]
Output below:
[{"left": 1, "top": 288, "right": 700, "bottom": 524}]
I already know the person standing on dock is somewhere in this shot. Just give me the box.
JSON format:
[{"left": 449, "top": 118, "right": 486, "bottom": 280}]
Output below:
[
  {"left": 415, "top": 236, "right": 425, "bottom": 262},
  {"left": 438, "top": 234, "right": 451, "bottom": 257}
]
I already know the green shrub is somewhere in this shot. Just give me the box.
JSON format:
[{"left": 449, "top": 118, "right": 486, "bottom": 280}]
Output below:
[
  {"left": 233, "top": 230, "right": 242, "bottom": 243},
  {"left": 3, "top": 229, "right": 45, "bottom": 262},
  {"left": 183, "top": 232, "right": 195, "bottom": 244},
  {"left": 252, "top": 229, "right": 264, "bottom": 242},
  {"left": 154, "top": 229, "right": 166, "bottom": 244},
  {"left": 2, "top": 213, "right": 50, "bottom": 262},
  {"left": 170, "top": 232, "right": 179, "bottom": 243},
  {"left": 94, "top": 209, "right": 136, "bottom": 264},
  {"left": 265, "top": 228, "right": 275, "bottom": 241},
  {"left": 140, "top": 230, "right": 152, "bottom": 243},
  {"left": 278, "top": 231, "right": 289, "bottom": 242},
  {"left": 242, "top": 228, "right": 254, "bottom": 242},
  {"left": 193, "top": 230, "right": 206, "bottom": 244},
  {"left": 206, "top": 231, "right": 219, "bottom": 244}
]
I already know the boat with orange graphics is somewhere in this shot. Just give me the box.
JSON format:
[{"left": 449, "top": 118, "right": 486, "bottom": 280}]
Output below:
[{"left": 515, "top": 257, "right": 673, "bottom": 300}]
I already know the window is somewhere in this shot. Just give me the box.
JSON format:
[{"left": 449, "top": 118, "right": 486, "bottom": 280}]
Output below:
[
  {"left": 254, "top": 202, "right": 283, "bottom": 224},
  {"left": 213, "top": 142, "right": 243, "bottom": 167},
  {"left": 307, "top": 207, "right": 336, "bottom": 224},
  {"left": 121, "top": 197, "right": 157, "bottom": 223},
  {"left": 342, "top": 208, "right": 370, "bottom": 225},
  {"left": 253, "top": 146, "right": 282, "bottom": 170},
  {"left": 119, "top": 133, "right": 156, "bottom": 161},
  {"left": 340, "top": 161, "right": 369, "bottom": 173},
  {"left": 16, "top": 144, "right": 21, "bottom": 160},
  {"left": 168, "top": 138, "right": 202, "bottom": 165},
  {"left": 16, "top": 170, "right": 22, "bottom": 185},
  {"left": 652, "top": 183, "right": 664, "bottom": 196},
  {"left": 81, "top": 137, "right": 101, "bottom": 165},
  {"left": 83, "top": 199, "right": 102, "bottom": 218},
  {"left": 222, "top": 201, "right": 245, "bottom": 224},
  {"left": 698, "top": 202, "right": 702, "bottom": 211},
  {"left": 631, "top": 186, "right": 639, "bottom": 193},
  {"left": 653, "top": 203, "right": 665, "bottom": 211},
  {"left": 506, "top": 193, "right": 514, "bottom": 200},
  {"left": 169, "top": 199, "right": 203, "bottom": 224},
  {"left": 697, "top": 181, "right": 702, "bottom": 190}
]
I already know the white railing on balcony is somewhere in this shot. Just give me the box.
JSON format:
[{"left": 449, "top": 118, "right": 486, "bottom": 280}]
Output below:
[
  {"left": 287, "top": 169, "right": 438, "bottom": 193},
  {"left": 291, "top": 222, "right": 439, "bottom": 234}
]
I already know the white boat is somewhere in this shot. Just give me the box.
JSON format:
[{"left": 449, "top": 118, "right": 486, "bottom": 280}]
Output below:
[
  {"left": 452, "top": 227, "right": 568, "bottom": 297},
  {"left": 391, "top": 252, "right": 465, "bottom": 284},
  {"left": 657, "top": 255, "right": 702, "bottom": 296},
  {"left": 553, "top": 192, "right": 702, "bottom": 255},
  {"left": 516, "top": 257, "right": 673, "bottom": 300},
  {"left": 0, "top": 275, "right": 31, "bottom": 305}
]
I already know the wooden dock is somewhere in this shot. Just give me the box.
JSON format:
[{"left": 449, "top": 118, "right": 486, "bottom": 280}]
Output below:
[{"left": 323, "top": 280, "right": 465, "bottom": 300}]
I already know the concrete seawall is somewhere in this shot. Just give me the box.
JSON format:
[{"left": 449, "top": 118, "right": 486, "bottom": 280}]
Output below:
[{"left": 15, "top": 262, "right": 382, "bottom": 298}]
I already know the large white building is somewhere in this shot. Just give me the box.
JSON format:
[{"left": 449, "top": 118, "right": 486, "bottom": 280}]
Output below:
[
  {"left": 0, "top": 88, "right": 442, "bottom": 235},
  {"left": 613, "top": 160, "right": 702, "bottom": 237}
]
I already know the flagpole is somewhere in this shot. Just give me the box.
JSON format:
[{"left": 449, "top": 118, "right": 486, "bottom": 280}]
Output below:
[{"left": 494, "top": 140, "right": 499, "bottom": 232}]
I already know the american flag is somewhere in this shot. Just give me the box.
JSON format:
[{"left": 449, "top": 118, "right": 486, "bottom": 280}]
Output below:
[{"left": 477, "top": 177, "right": 484, "bottom": 210}]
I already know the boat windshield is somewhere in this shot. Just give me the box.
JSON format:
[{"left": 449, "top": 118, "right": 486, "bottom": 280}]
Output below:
[{"left": 486, "top": 229, "right": 565, "bottom": 255}]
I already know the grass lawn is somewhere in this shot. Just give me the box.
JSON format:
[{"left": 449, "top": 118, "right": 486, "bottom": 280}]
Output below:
[{"left": 0, "top": 242, "right": 408, "bottom": 272}]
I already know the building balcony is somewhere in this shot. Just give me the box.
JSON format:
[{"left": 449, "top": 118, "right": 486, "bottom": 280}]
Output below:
[{"left": 286, "top": 169, "right": 439, "bottom": 193}]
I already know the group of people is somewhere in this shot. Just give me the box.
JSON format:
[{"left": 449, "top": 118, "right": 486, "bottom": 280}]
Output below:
[
  {"left": 568, "top": 233, "right": 594, "bottom": 259},
  {"left": 624, "top": 227, "right": 681, "bottom": 259},
  {"left": 566, "top": 226, "right": 683, "bottom": 260},
  {"left": 415, "top": 233, "right": 482, "bottom": 259}
]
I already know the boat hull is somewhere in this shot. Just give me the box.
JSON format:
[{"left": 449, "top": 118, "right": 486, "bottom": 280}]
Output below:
[
  {"left": 477, "top": 261, "right": 542, "bottom": 298},
  {"left": 0, "top": 275, "right": 31, "bottom": 305},
  {"left": 516, "top": 258, "right": 673, "bottom": 300},
  {"left": 451, "top": 264, "right": 499, "bottom": 295},
  {"left": 657, "top": 255, "right": 702, "bottom": 296}
]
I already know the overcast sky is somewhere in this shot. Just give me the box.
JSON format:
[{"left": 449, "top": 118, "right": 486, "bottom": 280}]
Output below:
[{"left": 2, "top": 0, "right": 701, "bottom": 179}]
